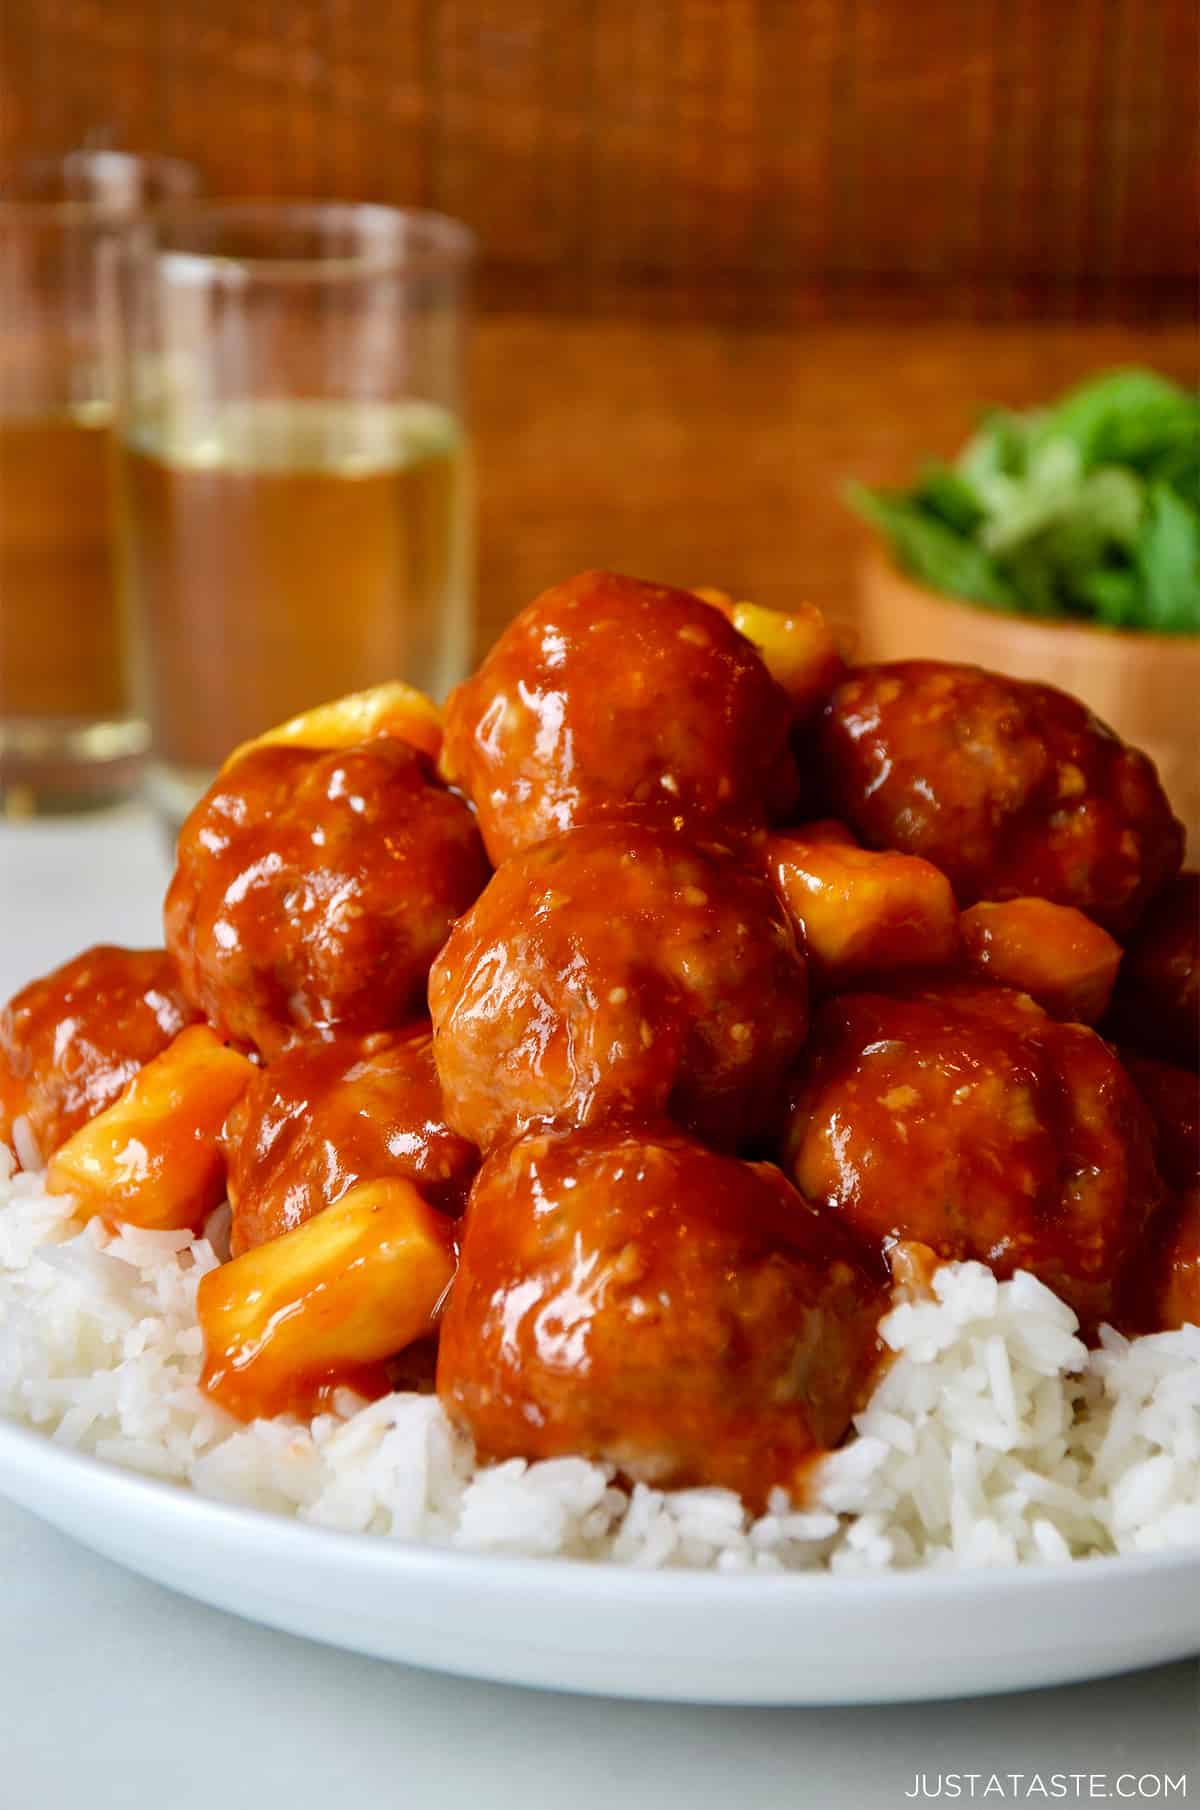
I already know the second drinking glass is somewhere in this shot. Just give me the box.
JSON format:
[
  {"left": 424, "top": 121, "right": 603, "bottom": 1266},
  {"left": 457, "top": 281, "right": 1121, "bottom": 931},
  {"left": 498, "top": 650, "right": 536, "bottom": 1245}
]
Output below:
[{"left": 111, "top": 203, "right": 475, "bottom": 829}]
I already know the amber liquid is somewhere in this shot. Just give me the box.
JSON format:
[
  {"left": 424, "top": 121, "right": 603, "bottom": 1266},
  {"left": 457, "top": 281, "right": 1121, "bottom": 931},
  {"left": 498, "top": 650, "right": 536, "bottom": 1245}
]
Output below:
[
  {"left": 116, "top": 400, "right": 472, "bottom": 819},
  {"left": 0, "top": 405, "right": 142, "bottom": 808}
]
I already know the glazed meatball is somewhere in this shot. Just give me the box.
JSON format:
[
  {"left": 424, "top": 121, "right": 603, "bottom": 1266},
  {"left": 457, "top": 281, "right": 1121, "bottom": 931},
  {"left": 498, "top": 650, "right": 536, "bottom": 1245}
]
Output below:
[
  {"left": 782, "top": 982, "right": 1163, "bottom": 1329},
  {"left": 165, "top": 739, "right": 490, "bottom": 1057},
  {"left": 1105, "top": 873, "right": 1199, "bottom": 1069},
  {"left": 1154, "top": 1192, "right": 1200, "bottom": 1332},
  {"left": 437, "top": 1128, "right": 887, "bottom": 1507},
  {"left": 1120, "top": 1053, "right": 1199, "bottom": 1196},
  {"left": 820, "top": 662, "right": 1183, "bottom": 934},
  {"left": 0, "top": 946, "right": 198, "bottom": 1164},
  {"left": 440, "top": 570, "right": 798, "bottom": 864},
  {"left": 224, "top": 1026, "right": 479, "bottom": 1255},
  {"left": 429, "top": 822, "right": 809, "bottom": 1152}
]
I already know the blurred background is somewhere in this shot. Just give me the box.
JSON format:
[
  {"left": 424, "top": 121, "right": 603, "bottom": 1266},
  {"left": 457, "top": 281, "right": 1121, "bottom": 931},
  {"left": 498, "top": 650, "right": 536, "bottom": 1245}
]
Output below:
[{"left": 4, "top": 0, "right": 1196, "bottom": 655}]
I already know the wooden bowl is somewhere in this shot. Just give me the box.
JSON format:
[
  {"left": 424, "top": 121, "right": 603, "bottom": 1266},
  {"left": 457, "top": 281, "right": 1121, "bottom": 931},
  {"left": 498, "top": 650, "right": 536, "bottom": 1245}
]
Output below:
[{"left": 858, "top": 547, "right": 1200, "bottom": 865}]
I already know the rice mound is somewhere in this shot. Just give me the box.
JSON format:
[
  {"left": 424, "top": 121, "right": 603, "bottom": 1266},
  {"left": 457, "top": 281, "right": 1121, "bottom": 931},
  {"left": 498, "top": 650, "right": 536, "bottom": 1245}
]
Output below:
[{"left": 1, "top": 1146, "right": 1197, "bottom": 1573}]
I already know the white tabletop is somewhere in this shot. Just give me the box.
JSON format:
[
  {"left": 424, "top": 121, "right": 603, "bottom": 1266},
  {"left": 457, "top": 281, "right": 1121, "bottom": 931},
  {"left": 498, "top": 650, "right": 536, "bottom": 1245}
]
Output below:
[{"left": 0, "top": 808, "right": 1196, "bottom": 1809}]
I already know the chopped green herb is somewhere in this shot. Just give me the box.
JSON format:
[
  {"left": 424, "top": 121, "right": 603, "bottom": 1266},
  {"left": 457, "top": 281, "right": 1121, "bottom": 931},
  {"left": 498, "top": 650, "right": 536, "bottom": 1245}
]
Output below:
[
  {"left": 1136, "top": 482, "right": 1200, "bottom": 633},
  {"left": 845, "top": 483, "right": 1015, "bottom": 608},
  {"left": 848, "top": 367, "right": 1200, "bottom": 634}
]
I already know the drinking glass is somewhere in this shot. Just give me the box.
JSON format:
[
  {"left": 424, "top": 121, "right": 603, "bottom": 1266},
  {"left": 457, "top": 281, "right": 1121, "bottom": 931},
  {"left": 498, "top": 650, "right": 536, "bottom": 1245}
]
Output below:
[
  {"left": 111, "top": 203, "right": 475, "bottom": 831},
  {"left": 0, "top": 151, "right": 199, "bottom": 816}
]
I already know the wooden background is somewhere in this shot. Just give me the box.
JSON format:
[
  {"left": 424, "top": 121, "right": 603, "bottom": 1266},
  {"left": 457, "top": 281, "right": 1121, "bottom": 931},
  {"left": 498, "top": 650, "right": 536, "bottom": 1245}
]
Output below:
[{"left": 3, "top": 0, "right": 1197, "bottom": 644}]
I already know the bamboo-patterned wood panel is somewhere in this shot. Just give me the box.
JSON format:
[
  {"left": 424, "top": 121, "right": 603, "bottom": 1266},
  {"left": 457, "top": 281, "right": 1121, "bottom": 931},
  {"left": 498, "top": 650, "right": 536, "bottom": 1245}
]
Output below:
[
  {"left": 471, "top": 316, "right": 1200, "bottom": 647},
  {"left": 3, "top": 0, "right": 1196, "bottom": 319}
]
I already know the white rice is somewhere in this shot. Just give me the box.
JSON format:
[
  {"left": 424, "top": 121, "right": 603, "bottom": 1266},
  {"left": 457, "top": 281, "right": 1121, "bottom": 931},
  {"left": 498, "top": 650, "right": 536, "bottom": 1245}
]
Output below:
[{"left": 1, "top": 1142, "right": 1197, "bottom": 1573}]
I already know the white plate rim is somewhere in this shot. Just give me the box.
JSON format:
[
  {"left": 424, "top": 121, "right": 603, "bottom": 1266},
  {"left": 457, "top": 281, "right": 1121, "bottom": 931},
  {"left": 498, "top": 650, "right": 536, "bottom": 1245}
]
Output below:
[
  {"left": 5, "top": 1414, "right": 1199, "bottom": 1704},
  {"left": 3, "top": 1411, "right": 1198, "bottom": 1608}
]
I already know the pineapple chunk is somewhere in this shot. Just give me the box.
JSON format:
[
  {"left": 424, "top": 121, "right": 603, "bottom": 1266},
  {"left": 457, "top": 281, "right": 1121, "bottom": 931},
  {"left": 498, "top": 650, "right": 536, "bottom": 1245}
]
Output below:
[
  {"left": 693, "top": 588, "right": 845, "bottom": 719},
  {"left": 960, "top": 898, "right": 1121, "bottom": 1025},
  {"left": 46, "top": 1025, "right": 254, "bottom": 1230},
  {"left": 223, "top": 681, "right": 442, "bottom": 773},
  {"left": 198, "top": 1178, "right": 457, "bottom": 1420},
  {"left": 767, "top": 835, "right": 960, "bottom": 992}
]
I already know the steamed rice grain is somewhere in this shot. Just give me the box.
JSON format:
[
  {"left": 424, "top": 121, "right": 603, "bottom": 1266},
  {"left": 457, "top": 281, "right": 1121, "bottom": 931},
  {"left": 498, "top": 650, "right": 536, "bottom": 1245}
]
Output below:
[{"left": 1, "top": 1146, "right": 1197, "bottom": 1572}]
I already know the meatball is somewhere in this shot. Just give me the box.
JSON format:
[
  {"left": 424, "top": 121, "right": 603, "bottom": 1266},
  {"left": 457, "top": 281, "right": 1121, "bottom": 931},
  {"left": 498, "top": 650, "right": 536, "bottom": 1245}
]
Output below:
[
  {"left": 440, "top": 569, "right": 797, "bottom": 864},
  {"left": 782, "top": 982, "right": 1163, "bottom": 1329},
  {"left": 1154, "top": 1192, "right": 1200, "bottom": 1332},
  {"left": 1120, "top": 1053, "right": 1199, "bottom": 1195},
  {"left": 429, "top": 822, "right": 809, "bottom": 1152},
  {"left": 0, "top": 946, "right": 198, "bottom": 1164},
  {"left": 437, "top": 1128, "right": 887, "bottom": 1507},
  {"left": 1117, "top": 1054, "right": 1197, "bottom": 1333},
  {"left": 165, "top": 738, "right": 490, "bottom": 1057},
  {"left": 1105, "top": 873, "right": 1199, "bottom": 1069},
  {"left": 225, "top": 1026, "right": 479, "bottom": 1256},
  {"left": 820, "top": 662, "right": 1183, "bottom": 934}
]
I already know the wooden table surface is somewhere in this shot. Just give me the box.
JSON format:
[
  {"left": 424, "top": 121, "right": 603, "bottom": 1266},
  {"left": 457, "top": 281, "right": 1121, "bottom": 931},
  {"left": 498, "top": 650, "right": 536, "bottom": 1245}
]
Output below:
[{"left": 472, "top": 317, "right": 1198, "bottom": 650}]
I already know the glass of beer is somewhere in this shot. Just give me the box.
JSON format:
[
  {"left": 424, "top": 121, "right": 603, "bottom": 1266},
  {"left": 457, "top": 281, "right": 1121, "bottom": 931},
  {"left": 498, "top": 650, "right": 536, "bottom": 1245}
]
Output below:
[
  {"left": 0, "top": 151, "right": 199, "bottom": 816},
  {"left": 111, "top": 203, "right": 475, "bottom": 830}
]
